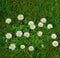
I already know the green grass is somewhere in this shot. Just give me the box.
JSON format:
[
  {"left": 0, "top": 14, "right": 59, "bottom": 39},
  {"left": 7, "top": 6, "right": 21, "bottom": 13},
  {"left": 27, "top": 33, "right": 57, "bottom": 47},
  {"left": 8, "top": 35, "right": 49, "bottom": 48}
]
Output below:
[{"left": 0, "top": 0, "right": 60, "bottom": 58}]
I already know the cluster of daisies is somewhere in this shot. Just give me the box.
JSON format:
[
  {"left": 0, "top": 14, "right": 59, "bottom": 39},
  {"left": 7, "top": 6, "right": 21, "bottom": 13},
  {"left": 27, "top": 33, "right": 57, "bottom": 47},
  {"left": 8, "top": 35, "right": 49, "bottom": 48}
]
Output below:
[
  {"left": 6, "top": 32, "right": 34, "bottom": 51},
  {"left": 9, "top": 44, "right": 34, "bottom": 51},
  {"left": 5, "top": 14, "right": 59, "bottom": 51}
]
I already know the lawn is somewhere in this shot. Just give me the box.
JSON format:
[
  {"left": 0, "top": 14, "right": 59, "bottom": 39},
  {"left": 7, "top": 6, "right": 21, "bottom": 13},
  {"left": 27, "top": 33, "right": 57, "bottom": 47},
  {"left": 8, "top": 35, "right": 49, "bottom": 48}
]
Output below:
[{"left": 0, "top": 0, "right": 60, "bottom": 58}]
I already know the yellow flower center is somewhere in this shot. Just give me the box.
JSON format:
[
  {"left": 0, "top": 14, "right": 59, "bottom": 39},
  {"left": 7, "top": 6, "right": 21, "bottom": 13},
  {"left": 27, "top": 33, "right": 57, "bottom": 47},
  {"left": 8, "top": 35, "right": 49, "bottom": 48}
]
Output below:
[
  {"left": 11, "top": 45, "right": 14, "bottom": 48},
  {"left": 54, "top": 42, "right": 56, "bottom": 45},
  {"left": 19, "top": 16, "right": 22, "bottom": 18},
  {"left": 18, "top": 32, "right": 21, "bottom": 35},
  {"left": 8, "top": 35, "right": 10, "bottom": 37}
]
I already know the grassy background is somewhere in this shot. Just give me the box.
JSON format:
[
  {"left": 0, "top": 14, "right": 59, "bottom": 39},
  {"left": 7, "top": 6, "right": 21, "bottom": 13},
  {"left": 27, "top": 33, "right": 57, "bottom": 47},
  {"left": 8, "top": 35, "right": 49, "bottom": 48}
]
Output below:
[{"left": 0, "top": 0, "right": 60, "bottom": 58}]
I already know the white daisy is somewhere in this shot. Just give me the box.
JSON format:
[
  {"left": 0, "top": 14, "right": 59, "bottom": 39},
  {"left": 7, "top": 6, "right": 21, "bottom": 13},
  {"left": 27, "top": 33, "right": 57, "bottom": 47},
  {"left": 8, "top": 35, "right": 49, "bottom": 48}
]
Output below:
[
  {"left": 30, "top": 24, "right": 36, "bottom": 30},
  {"left": 40, "top": 18, "right": 47, "bottom": 23},
  {"left": 16, "top": 31, "right": 23, "bottom": 37},
  {"left": 9, "top": 43, "right": 16, "bottom": 50},
  {"left": 6, "top": 33, "right": 12, "bottom": 39},
  {"left": 37, "top": 31, "right": 43, "bottom": 37},
  {"left": 5, "top": 18, "right": 11, "bottom": 24},
  {"left": 47, "top": 24, "right": 53, "bottom": 29},
  {"left": 52, "top": 41, "right": 59, "bottom": 47},
  {"left": 24, "top": 32, "right": 30, "bottom": 38},
  {"left": 20, "top": 45, "right": 25, "bottom": 49},
  {"left": 28, "top": 21, "right": 34, "bottom": 25},
  {"left": 28, "top": 46, "right": 34, "bottom": 51},
  {"left": 38, "top": 22, "right": 43, "bottom": 27},
  {"left": 17, "top": 14, "right": 24, "bottom": 20},
  {"left": 51, "top": 34, "right": 57, "bottom": 39}
]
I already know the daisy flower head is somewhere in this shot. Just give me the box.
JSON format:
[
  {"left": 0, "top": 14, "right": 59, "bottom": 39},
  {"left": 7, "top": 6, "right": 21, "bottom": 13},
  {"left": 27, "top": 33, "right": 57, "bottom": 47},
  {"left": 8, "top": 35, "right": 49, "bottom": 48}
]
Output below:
[
  {"left": 28, "top": 46, "right": 34, "bottom": 51},
  {"left": 6, "top": 33, "right": 12, "bottom": 39},
  {"left": 20, "top": 45, "right": 25, "bottom": 49},
  {"left": 38, "top": 22, "right": 43, "bottom": 27},
  {"left": 51, "top": 34, "right": 57, "bottom": 39},
  {"left": 28, "top": 21, "right": 34, "bottom": 25},
  {"left": 52, "top": 41, "right": 59, "bottom": 47},
  {"left": 47, "top": 24, "right": 53, "bottom": 29},
  {"left": 16, "top": 31, "right": 23, "bottom": 37},
  {"left": 40, "top": 18, "right": 47, "bottom": 23},
  {"left": 5, "top": 18, "right": 11, "bottom": 24},
  {"left": 30, "top": 24, "right": 36, "bottom": 30},
  {"left": 37, "top": 31, "right": 43, "bottom": 37},
  {"left": 9, "top": 43, "right": 16, "bottom": 50},
  {"left": 17, "top": 14, "right": 24, "bottom": 20},
  {"left": 24, "top": 32, "right": 30, "bottom": 38}
]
